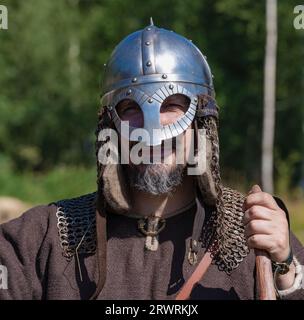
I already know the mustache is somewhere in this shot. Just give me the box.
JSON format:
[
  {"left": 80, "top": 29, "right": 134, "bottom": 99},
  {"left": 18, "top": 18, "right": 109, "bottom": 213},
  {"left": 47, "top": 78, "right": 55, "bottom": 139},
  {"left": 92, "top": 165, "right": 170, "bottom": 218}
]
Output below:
[{"left": 129, "top": 137, "right": 177, "bottom": 150}]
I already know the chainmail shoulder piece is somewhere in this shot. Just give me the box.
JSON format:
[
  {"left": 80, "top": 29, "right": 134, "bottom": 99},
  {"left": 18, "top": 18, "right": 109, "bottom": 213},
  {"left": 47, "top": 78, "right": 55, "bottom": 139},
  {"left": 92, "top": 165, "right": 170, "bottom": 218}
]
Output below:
[
  {"left": 201, "top": 186, "right": 250, "bottom": 274},
  {"left": 55, "top": 192, "right": 97, "bottom": 260},
  {"left": 54, "top": 188, "right": 249, "bottom": 273}
]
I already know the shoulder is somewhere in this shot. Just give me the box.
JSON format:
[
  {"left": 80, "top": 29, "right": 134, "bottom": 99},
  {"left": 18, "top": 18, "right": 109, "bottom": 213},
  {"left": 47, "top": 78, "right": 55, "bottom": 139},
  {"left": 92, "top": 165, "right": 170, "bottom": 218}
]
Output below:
[
  {"left": 0, "top": 192, "right": 97, "bottom": 260},
  {"left": 0, "top": 203, "right": 57, "bottom": 242},
  {"left": 49, "top": 192, "right": 97, "bottom": 259},
  {"left": 0, "top": 204, "right": 57, "bottom": 277}
]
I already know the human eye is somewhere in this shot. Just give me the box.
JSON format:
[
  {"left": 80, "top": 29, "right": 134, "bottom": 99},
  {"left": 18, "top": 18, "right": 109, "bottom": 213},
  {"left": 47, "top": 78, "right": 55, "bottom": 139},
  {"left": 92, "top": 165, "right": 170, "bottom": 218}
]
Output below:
[
  {"left": 116, "top": 100, "right": 139, "bottom": 117},
  {"left": 123, "top": 105, "right": 137, "bottom": 113},
  {"left": 161, "top": 103, "right": 186, "bottom": 115},
  {"left": 115, "top": 99, "right": 143, "bottom": 127}
]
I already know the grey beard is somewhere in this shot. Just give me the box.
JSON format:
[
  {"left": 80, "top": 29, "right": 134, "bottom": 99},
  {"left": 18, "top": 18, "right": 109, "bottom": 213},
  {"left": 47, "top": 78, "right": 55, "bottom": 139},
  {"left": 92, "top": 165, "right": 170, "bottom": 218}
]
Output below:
[{"left": 124, "top": 164, "right": 185, "bottom": 195}]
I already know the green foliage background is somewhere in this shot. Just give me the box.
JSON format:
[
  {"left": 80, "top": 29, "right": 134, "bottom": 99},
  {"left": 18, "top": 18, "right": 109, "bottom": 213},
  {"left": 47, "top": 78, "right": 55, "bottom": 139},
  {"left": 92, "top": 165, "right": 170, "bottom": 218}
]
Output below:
[{"left": 0, "top": 0, "right": 303, "bottom": 218}]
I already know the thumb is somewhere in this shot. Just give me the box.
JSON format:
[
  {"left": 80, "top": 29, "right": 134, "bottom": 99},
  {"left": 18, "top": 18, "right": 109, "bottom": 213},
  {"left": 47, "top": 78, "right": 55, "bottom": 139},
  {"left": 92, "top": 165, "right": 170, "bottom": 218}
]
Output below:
[{"left": 249, "top": 184, "right": 262, "bottom": 195}]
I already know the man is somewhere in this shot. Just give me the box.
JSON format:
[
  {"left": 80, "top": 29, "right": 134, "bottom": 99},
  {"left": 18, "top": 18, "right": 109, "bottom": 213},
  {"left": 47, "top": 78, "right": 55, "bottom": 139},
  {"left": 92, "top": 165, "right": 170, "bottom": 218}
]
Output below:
[{"left": 0, "top": 21, "right": 303, "bottom": 300}]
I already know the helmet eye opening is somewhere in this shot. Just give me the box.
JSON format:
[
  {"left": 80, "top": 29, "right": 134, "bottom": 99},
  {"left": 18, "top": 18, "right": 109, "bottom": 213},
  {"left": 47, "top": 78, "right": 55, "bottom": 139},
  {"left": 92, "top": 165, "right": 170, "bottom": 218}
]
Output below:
[
  {"left": 115, "top": 99, "right": 144, "bottom": 128},
  {"left": 160, "top": 94, "right": 190, "bottom": 125}
]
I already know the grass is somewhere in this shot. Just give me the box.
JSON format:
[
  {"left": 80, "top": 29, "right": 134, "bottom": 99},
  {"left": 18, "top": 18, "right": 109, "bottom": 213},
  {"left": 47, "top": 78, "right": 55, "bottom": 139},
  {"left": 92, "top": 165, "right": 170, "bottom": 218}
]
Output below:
[
  {"left": 286, "top": 199, "right": 304, "bottom": 245},
  {"left": 0, "top": 165, "right": 97, "bottom": 205}
]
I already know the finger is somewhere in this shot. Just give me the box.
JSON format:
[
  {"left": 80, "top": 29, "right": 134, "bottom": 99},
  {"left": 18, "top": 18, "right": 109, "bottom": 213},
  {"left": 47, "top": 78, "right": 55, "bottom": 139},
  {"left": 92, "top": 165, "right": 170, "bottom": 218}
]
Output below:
[
  {"left": 243, "top": 192, "right": 278, "bottom": 211},
  {"left": 243, "top": 205, "right": 273, "bottom": 225},
  {"left": 249, "top": 184, "right": 262, "bottom": 195},
  {"left": 243, "top": 184, "right": 263, "bottom": 210},
  {"left": 244, "top": 219, "right": 272, "bottom": 238},
  {"left": 247, "top": 234, "right": 274, "bottom": 251}
]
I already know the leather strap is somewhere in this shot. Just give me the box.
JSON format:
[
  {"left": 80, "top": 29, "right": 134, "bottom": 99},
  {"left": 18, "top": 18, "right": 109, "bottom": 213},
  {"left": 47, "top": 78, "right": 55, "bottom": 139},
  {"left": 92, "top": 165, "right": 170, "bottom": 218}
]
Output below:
[
  {"left": 89, "top": 206, "right": 107, "bottom": 300},
  {"left": 175, "top": 250, "right": 213, "bottom": 300},
  {"left": 187, "top": 199, "right": 206, "bottom": 265}
]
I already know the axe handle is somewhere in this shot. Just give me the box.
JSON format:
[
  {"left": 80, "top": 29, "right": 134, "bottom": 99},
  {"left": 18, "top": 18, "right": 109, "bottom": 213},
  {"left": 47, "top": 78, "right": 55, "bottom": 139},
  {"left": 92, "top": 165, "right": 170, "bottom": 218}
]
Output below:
[{"left": 255, "top": 249, "right": 277, "bottom": 300}]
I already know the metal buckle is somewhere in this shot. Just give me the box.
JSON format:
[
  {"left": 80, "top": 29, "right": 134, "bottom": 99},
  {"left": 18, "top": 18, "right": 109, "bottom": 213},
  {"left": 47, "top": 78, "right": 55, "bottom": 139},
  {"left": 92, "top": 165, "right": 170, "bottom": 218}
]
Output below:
[{"left": 272, "top": 261, "right": 290, "bottom": 275}]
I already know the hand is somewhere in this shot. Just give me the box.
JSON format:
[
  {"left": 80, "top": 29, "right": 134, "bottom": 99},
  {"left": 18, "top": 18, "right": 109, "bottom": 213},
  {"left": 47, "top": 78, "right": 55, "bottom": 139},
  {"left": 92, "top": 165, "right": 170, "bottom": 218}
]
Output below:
[
  {"left": 243, "top": 185, "right": 290, "bottom": 263},
  {"left": 243, "top": 185, "right": 297, "bottom": 290}
]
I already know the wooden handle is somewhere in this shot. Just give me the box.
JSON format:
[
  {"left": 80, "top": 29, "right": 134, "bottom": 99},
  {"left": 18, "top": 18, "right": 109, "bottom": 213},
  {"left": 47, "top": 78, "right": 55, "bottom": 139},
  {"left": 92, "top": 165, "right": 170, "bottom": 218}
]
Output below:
[{"left": 255, "top": 249, "right": 276, "bottom": 300}]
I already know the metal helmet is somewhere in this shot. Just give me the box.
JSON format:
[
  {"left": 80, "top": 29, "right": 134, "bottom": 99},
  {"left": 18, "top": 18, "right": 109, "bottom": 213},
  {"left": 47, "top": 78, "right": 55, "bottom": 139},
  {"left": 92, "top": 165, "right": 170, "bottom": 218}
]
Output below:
[{"left": 100, "top": 20, "right": 216, "bottom": 146}]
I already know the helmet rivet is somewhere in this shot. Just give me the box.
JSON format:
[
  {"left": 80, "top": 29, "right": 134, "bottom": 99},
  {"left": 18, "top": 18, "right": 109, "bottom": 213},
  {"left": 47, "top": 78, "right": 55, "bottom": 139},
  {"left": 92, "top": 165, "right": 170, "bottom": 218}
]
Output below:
[
  {"left": 169, "top": 84, "right": 174, "bottom": 90},
  {"left": 162, "top": 74, "right": 167, "bottom": 79},
  {"left": 132, "top": 77, "right": 137, "bottom": 83},
  {"left": 126, "top": 89, "right": 132, "bottom": 95},
  {"left": 194, "top": 98, "right": 198, "bottom": 103},
  {"left": 145, "top": 41, "right": 151, "bottom": 46},
  {"left": 147, "top": 27, "right": 151, "bottom": 31},
  {"left": 148, "top": 98, "right": 153, "bottom": 103},
  {"left": 146, "top": 61, "right": 152, "bottom": 67}
]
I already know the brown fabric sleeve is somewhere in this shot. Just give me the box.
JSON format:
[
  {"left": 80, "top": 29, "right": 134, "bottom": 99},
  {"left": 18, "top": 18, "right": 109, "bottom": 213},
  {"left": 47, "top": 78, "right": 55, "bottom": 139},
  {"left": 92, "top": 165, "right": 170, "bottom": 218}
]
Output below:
[
  {"left": 279, "top": 232, "right": 304, "bottom": 300},
  {"left": 273, "top": 196, "right": 304, "bottom": 300},
  {"left": 0, "top": 205, "right": 51, "bottom": 300}
]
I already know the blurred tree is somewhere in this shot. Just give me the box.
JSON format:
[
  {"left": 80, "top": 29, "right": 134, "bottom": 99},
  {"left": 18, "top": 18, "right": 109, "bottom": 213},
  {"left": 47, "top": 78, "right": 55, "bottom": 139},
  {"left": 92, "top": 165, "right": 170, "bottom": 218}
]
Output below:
[
  {"left": 262, "top": 0, "right": 277, "bottom": 194},
  {"left": 0, "top": 0, "right": 302, "bottom": 193}
]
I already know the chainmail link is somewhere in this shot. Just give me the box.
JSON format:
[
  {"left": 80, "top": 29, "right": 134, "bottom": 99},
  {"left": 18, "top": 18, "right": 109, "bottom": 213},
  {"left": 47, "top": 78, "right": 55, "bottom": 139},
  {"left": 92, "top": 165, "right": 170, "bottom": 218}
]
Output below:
[
  {"left": 55, "top": 192, "right": 97, "bottom": 260},
  {"left": 199, "top": 116, "right": 250, "bottom": 274}
]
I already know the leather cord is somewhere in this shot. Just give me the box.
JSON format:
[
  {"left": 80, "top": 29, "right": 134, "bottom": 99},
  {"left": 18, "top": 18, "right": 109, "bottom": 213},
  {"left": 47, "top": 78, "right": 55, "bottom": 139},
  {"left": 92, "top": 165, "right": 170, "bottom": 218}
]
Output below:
[
  {"left": 89, "top": 206, "right": 107, "bottom": 300},
  {"left": 176, "top": 199, "right": 213, "bottom": 300}
]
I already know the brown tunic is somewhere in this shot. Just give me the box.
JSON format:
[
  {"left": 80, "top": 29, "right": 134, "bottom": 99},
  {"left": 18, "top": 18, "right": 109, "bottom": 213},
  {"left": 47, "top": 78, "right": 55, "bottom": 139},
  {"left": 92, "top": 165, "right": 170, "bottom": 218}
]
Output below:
[{"left": 0, "top": 193, "right": 303, "bottom": 300}]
